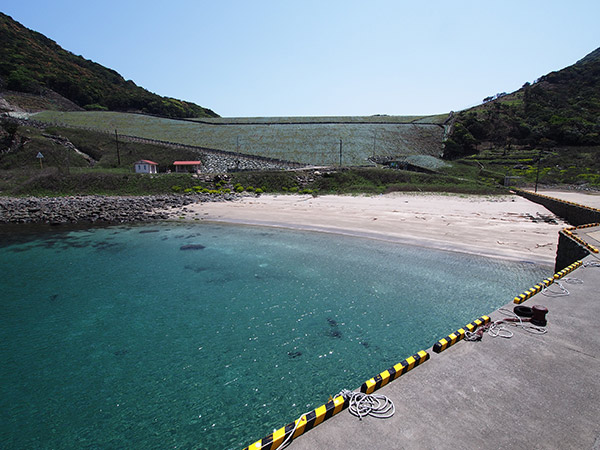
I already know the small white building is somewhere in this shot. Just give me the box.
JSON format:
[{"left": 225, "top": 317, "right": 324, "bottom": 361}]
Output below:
[
  {"left": 134, "top": 160, "right": 158, "bottom": 174},
  {"left": 174, "top": 161, "right": 202, "bottom": 173}
]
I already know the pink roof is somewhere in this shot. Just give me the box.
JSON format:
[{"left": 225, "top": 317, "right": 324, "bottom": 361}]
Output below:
[
  {"left": 173, "top": 161, "right": 202, "bottom": 165},
  {"left": 136, "top": 160, "right": 158, "bottom": 165}
]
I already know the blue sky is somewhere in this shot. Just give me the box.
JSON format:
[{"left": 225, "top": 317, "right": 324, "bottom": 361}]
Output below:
[{"left": 3, "top": 1, "right": 599, "bottom": 117}]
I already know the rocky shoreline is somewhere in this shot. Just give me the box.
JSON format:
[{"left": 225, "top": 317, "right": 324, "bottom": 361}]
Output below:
[{"left": 0, "top": 194, "right": 237, "bottom": 224}]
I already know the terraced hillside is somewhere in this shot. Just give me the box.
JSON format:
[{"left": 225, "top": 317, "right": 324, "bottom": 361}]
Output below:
[{"left": 31, "top": 111, "right": 448, "bottom": 166}]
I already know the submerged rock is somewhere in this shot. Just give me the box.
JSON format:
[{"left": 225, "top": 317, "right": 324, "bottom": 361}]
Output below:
[{"left": 180, "top": 244, "right": 206, "bottom": 250}]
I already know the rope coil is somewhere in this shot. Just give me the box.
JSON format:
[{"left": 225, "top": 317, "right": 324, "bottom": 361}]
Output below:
[
  {"left": 279, "top": 389, "right": 395, "bottom": 449},
  {"left": 542, "top": 281, "right": 570, "bottom": 297},
  {"left": 466, "top": 308, "right": 547, "bottom": 340},
  {"left": 339, "top": 389, "right": 395, "bottom": 420}
]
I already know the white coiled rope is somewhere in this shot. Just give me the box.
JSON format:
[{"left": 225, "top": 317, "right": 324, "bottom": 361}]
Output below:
[
  {"left": 338, "top": 389, "right": 395, "bottom": 420},
  {"left": 542, "top": 281, "right": 570, "bottom": 297},
  {"left": 543, "top": 277, "right": 584, "bottom": 297},
  {"left": 279, "top": 389, "right": 395, "bottom": 448},
  {"left": 465, "top": 308, "right": 547, "bottom": 340}
]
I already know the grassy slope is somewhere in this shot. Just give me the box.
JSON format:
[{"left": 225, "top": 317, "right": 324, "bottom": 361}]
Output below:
[
  {"left": 0, "top": 123, "right": 204, "bottom": 171},
  {"left": 32, "top": 111, "right": 447, "bottom": 166},
  {"left": 0, "top": 120, "right": 500, "bottom": 196}
]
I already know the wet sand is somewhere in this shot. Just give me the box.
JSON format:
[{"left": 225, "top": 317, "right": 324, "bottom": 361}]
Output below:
[{"left": 167, "top": 192, "right": 571, "bottom": 266}]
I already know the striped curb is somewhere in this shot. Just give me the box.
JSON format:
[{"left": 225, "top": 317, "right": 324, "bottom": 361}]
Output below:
[
  {"left": 513, "top": 260, "right": 583, "bottom": 304},
  {"left": 553, "top": 260, "right": 583, "bottom": 280},
  {"left": 243, "top": 394, "right": 347, "bottom": 450},
  {"left": 360, "top": 350, "right": 430, "bottom": 394},
  {"left": 513, "top": 277, "right": 555, "bottom": 304},
  {"left": 562, "top": 228, "right": 600, "bottom": 253},
  {"left": 243, "top": 349, "right": 431, "bottom": 449},
  {"left": 432, "top": 316, "right": 490, "bottom": 353},
  {"left": 512, "top": 189, "right": 600, "bottom": 213}
]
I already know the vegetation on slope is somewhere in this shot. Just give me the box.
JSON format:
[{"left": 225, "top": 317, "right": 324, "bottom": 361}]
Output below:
[
  {"left": 445, "top": 47, "right": 600, "bottom": 158},
  {"left": 31, "top": 110, "right": 446, "bottom": 166},
  {"left": 0, "top": 119, "right": 498, "bottom": 195},
  {"left": 0, "top": 13, "right": 217, "bottom": 118},
  {"left": 442, "top": 47, "right": 600, "bottom": 187}
]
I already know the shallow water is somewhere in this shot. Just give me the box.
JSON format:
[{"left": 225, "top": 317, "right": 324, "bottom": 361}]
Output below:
[{"left": 0, "top": 222, "right": 549, "bottom": 449}]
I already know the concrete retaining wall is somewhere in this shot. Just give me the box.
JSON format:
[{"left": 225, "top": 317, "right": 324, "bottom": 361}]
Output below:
[
  {"left": 513, "top": 189, "right": 600, "bottom": 271},
  {"left": 514, "top": 189, "right": 600, "bottom": 226},
  {"left": 555, "top": 231, "right": 592, "bottom": 272}
]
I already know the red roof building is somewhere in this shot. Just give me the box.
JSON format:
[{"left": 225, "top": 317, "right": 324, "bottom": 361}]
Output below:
[
  {"left": 134, "top": 160, "right": 158, "bottom": 174},
  {"left": 173, "top": 161, "right": 202, "bottom": 173}
]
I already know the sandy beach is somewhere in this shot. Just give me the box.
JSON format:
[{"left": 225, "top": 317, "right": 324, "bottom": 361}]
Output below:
[{"left": 165, "top": 192, "right": 579, "bottom": 266}]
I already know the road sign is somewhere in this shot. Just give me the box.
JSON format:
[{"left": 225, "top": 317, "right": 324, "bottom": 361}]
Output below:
[{"left": 36, "top": 152, "right": 44, "bottom": 169}]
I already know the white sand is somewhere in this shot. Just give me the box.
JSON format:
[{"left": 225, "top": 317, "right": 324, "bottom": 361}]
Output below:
[{"left": 167, "top": 192, "right": 573, "bottom": 266}]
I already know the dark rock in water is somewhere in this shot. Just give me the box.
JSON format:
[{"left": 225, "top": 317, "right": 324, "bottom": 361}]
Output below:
[
  {"left": 184, "top": 265, "right": 208, "bottom": 273},
  {"left": 360, "top": 341, "right": 370, "bottom": 348},
  {"left": 49, "top": 294, "right": 58, "bottom": 302},
  {"left": 327, "top": 317, "right": 338, "bottom": 327},
  {"left": 114, "top": 349, "right": 128, "bottom": 356},
  {"left": 288, "top": 351, "right": 302, "bottom": 359},
  {"left": 327, "top": 329, "right": 342, "bottom": 338},
  {"left": 180, "top": 244, "right": 206, "bottom": 250}
]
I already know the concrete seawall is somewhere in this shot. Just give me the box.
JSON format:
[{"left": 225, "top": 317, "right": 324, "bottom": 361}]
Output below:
[{"left": 513, "top": 189, "right": 600, "bottom": 271}]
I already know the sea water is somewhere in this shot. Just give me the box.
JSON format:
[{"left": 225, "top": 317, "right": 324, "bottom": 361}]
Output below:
[{"left": 0, "top": 222, "right": 549, "bottom": 449}]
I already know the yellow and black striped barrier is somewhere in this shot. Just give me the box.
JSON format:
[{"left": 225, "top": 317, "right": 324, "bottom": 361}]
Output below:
[
  {"left": 562, "top": 228, "right": 600, "bottom": 253},
  {"left": 513, "top": 277, "right": 555, "bottom": 304},
  {"left": 553, "top": 260, "right": 583, "bottom": 280},
  {"left": 432, "top": 315, "right": 490, "bottom": 353},
  {"left": 360, "top": 350, "right": 429, "bottom": 394},
  {"left": 243, "top": 393, "right": 347, "bottom": 450},
  {"left": 513, "top": 260, "right": 583, "bottom": 304},
  {"left": 243, "top": 349, "right": 431, "bottom": 449}
]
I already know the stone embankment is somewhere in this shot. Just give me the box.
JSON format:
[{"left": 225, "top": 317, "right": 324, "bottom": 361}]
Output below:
[{"left": 0, "top": 194, "right": 236, "bottom": 224}]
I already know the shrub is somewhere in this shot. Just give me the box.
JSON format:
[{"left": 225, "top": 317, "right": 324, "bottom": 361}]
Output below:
[
  {"left": 235, "top": 185, "right": 244, "bottom": 193},
  {"left": 171, "top": 185, "right": 182, "bottom": 192},
  {"left": 255, "top": 188, "right": 263, "bottom": 194}
]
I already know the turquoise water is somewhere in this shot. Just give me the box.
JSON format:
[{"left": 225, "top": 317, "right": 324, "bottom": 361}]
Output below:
[{"left": 0, "top": 222, "right": 549, "bottom": 449}]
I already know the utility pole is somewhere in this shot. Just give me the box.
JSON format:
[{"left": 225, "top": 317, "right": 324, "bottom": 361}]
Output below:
[
  {"left": 339, "top": 139, "right": 343, "bottom": 166},
  {"left": 115, "top": 129, "right": 121, "bottom": 166}
]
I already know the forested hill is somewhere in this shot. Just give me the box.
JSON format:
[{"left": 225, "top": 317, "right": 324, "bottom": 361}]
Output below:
[
  {"left": 445, "top": 46, "right": 600, "bottom": 158},
  {"left": 0, "top": 13, "right": 218, "bottom": 118}
]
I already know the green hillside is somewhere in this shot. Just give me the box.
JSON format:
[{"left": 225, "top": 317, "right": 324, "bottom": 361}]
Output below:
[
  {"left": 31, "top": 111, "right": 447, "bottom": 166},
  {"left": 0, "top": 13, "right": 217, "bottom": 118},
  {"left": 443, "top": 47, "right": 600, "bottom": 186},
  {"left": 446, "top": 47, "right": 600, "bottom": 156}
]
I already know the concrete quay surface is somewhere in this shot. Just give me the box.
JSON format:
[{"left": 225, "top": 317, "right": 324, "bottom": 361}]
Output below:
[{"left": 288, "top": 255, "right": 600, "bottom": 450}]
